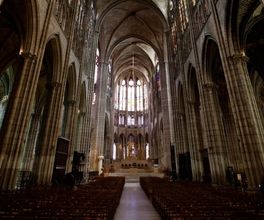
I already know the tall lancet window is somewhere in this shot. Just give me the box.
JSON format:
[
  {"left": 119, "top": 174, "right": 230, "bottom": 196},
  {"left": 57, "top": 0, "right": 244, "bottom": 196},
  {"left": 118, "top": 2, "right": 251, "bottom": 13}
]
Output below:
[
  {"left": 136, "top": 80, "right": 143, "bottom": 111},
  {"left": 115, "top": 76, "right": 148, "bottom": 127},
  {"left": 144, "top": 83, "right": 148, "bottom": 110},
  {"left": 119, "top": 79, "right": 126, "bottom": 111},
  {"left": 128, "top": 77, "right": 134, "bottom": 111},
  {"left": 179, "top": 0, "right": 189, "bottom": 31}
]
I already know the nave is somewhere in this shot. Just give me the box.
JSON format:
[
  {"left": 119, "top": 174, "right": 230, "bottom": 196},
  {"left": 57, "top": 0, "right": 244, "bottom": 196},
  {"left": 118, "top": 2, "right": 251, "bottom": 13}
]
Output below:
[{"left": 1, "top": 1, "right": 264, "bottom": 219}]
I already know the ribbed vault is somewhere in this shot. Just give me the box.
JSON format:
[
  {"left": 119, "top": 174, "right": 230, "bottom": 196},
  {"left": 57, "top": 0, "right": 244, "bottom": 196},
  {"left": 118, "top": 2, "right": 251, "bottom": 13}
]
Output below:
[{"left": 97, "top": 0, "right": 168, "bottom": 82}]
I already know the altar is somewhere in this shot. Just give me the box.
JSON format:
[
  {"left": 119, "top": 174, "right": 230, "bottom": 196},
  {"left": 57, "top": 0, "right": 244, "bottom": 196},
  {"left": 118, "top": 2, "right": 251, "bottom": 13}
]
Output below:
[{"left": 112, "top": 159, "right": 152, "bottom": 170}]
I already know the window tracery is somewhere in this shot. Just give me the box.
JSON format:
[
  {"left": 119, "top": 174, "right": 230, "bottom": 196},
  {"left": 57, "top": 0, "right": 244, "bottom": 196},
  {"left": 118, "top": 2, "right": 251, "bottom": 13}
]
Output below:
[
  {"left": 179, "top": 0, "right": 189, "bottom": 31},
  {"left": 115, "top": 76, "right": 148, "bottom": 127}
]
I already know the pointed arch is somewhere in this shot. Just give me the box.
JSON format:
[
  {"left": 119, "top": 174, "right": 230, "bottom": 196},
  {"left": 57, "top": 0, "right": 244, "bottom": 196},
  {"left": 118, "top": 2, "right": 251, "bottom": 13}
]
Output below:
[
  {"left": 67, "top": 63, "right": 77, "bottom": 101},
  {"left": 44, "top": 35, "right": 63, "bottom": 83},
  {"left": 79, "top": 82, "right": 87, "bottom": 114}
]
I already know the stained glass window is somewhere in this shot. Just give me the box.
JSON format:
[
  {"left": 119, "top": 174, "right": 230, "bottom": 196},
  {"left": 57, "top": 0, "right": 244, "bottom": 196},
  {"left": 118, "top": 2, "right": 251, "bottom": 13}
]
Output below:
[
  {"left": 115, "top": 77, "right": 148, "bottom": 126},
  {"left": 179, "top": 0, "right": 189, "bottom": 31}
]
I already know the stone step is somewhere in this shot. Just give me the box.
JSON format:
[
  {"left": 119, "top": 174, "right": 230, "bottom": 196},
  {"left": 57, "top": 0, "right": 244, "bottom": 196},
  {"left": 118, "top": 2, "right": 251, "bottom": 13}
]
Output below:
[
  {"left": 114, "top": 168, "right": 153, "bottom": 173},
  {"left": 108, "top": 172, "right": 165, "bottom": 183}
]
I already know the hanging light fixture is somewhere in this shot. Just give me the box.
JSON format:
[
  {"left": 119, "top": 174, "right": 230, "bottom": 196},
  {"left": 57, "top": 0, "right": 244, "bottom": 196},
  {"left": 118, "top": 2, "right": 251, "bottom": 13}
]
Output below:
[
  {"left": 132, "top": 52, "right": 135, "bottom": 78},
  {"left": 129, "top": 52, "right": 134, "bottom": 83}
]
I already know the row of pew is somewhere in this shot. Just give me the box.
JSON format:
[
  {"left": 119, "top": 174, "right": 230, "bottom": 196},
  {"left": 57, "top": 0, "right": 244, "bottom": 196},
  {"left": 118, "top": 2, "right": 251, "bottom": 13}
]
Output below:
[
  {"left": 0, "top": 176, "right": 125, "bottom": 220},
  {"left": 140, "top": 177, "right": 264, "bottom": 220}
]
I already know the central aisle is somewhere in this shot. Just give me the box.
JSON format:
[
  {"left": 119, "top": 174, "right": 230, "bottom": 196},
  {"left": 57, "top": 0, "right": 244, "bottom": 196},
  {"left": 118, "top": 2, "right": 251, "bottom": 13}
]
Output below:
[{"left": 114, "top": 182, "right": 161, "bottom": 220}]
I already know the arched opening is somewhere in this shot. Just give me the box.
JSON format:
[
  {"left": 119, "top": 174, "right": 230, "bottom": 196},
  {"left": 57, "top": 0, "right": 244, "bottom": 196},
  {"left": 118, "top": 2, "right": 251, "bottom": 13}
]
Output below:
[
  {"left": 104, "top": 114, "right": 110, "bottom": 161},
  {"left": 90, "top": 0, "right": 170, "bottom": 173},
  {"left": 0, "top": 67, "right": 15, "bottom": 128},
  {"left": 245, "top": 14, "right": 264, "bottom": 127},
  {"left": 188, "top": 67, "right": 207, "bottom": 182},
  {"left": 60, "top": 64, "right": 76, "bottom": 138},
  {"left": 74, "top": 82, "right": 86, "bottom": 153},
  {"left": 27, "top": 37, "right": 62, "bottom": 185},
  {"left": 203, "top": 38, "right": 237, "bottom": 184},
  {"left": 20, "top": 39, "right": 56, "bottom": 185},
  {"left": 0, "top": 1, "right": 23, "bottom": 131}
]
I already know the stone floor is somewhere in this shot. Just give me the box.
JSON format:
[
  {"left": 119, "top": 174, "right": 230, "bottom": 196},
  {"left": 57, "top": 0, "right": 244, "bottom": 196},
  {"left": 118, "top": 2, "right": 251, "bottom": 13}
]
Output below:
[{"left": 114, "top": 182, "right": 161, "bottom": 220}]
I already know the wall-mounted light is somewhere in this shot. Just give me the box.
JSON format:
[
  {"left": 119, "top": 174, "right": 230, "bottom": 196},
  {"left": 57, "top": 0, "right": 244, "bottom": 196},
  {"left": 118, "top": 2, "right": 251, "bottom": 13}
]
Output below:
[{"left": 19, "top": 49, "right": 23, "bottom": 55}]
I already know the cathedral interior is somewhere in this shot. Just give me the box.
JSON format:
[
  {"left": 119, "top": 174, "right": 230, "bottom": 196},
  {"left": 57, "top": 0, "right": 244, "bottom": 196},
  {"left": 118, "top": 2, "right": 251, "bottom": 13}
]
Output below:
[{"left": 1, "top": 0, "right": 264, "bottom": 219}]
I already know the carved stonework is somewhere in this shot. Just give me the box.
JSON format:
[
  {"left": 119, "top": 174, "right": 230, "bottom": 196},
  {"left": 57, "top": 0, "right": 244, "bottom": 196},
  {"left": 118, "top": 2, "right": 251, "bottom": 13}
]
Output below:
[
  {"left": 228, "top": 53, "right": 249, "bottom": 64},
  {"left": 20, "top": 51, "right": 37, "bottom": 62}
]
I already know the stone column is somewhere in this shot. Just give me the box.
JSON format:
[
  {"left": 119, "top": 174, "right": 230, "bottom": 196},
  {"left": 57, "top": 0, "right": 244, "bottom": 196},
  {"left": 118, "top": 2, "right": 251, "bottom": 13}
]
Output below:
[
  {"left": 82, "top": 30, "right": 98, "bottom": 174},
  {"left": 79, "top": 112, "right": 87, "bottom": 153},
  {"left": 159, "top": 60, "right": 174, "bottom": 168},
  {"left": 0, "top": 52, "right": 37, "bottom": 190},
  {"left": 64, "top": 100, "right": 77, "bottom": 173},
  {"left": 201, "top": 83, "right": 228, "bottom": 185},
  {"left": 22, "top": 113, "right": 41, "bottom": 172},
  {"left": 186, "top": 101, "right": 203, "bottom": 181},
  {"left": 64, "top": 100, "right": 77, "bottom": 138},
  {"left": 77, "top": 112, "right": 86, "bottom": 173},
  {"left": 104, "top": 134, "right": 111, "bottom": 160},
  {"left": 174, "top": 112, "right": 183, "bottom": 175},
  {"left": 208, "top": 0, "right": 264, "bottom": 188},
  {"left": 175, "top": 112, "right": 184, "bottom": 154},
  {"left": 89, "top": 61, "right": 108, "bottom": 171},
  {"left": 116, "top": 84, "right": 121, "bottom": 160},
  {"left": 0, "top": 0, "right": 56, "bottom": 189},
  {"left": 222, "top": 113, "right": 240, "bottom": 170},
  {"left": 109, "top": 81, "right": 115, "bottom": 162},
  {"left": 33, "top": 82, "right": 62, "bottom": 185},
  {"left": 73, "top": 24, "right": 99, "bottom": 178},
  {"left": 227, "top": 54, "right": 264, "bottom": 188}
]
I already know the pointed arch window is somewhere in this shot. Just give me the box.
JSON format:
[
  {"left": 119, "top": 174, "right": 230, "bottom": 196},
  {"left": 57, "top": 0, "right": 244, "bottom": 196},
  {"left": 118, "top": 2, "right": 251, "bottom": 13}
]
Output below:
[
  {"left": 136, "top": 79, "right": 143, "bottom": 111},
  {"left": 128, "top": 78, "right": 134, "bottom": 111},
  {"left": 112, "top": 143, "right": 116, "bottom": 160},
  {"left": 92, "top": 48, "right": 100, "bottom": 105},
  {"left": 119, "top": 79, "right": 126, "bottom": 111},
  {"left": 179, "top": 0, "right": 189, "bottom": 31},
  {"left": 115, "top": 76, "right": 148, "bottom": 127},
  {"left": 116, "top": 77, "right": 147, "bottom": 112}
]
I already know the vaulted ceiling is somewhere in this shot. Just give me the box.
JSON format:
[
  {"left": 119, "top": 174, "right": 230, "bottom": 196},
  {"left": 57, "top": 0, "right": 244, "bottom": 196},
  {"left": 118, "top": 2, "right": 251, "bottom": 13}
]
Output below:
[{"left": 96, "top": 0, "right": 169, "bottom": 82}]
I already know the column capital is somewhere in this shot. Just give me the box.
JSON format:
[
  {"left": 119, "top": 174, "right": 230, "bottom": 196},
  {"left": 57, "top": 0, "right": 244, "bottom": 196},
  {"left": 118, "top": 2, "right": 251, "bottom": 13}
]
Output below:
[
  {"left": 202, "top": 82, "right": 218, "bottom": 90},
  {"left": 98, "top": 155, "right": 104, "bottom": 160},
  {"left": 228, "top": 53, "right": 249, "bottom": 64},
  {"left": 20, "top": 51, "right": 37, "bottom": 62}
]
